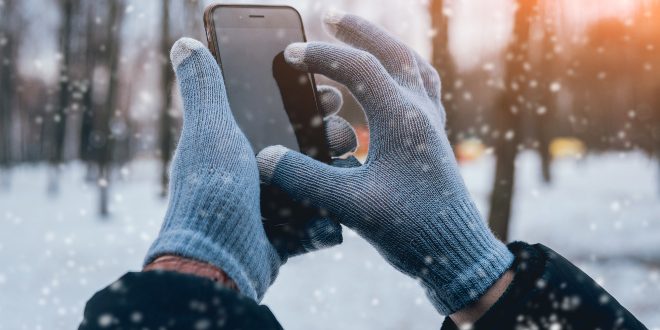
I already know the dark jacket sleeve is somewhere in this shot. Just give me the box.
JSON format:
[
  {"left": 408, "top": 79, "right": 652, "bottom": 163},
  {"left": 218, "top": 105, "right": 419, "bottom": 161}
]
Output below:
[
  {"left": 441, "top": 242, "right": 648, "bottom": 330},
  {"left": 78, "top": 271, "right": 283, "bottom": 330}
]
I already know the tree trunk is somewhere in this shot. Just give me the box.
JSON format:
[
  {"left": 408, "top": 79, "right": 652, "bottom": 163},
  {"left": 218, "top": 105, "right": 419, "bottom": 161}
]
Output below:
[
  {"left": 536, "top": 20, "right": 557, "bottom": 184},
  {"left": 49, "top": 0, "right": 76, "bottom": 195},
  {"left": 159, "top": 0, "right": 174, "bottom": 197},
  {"left": 97, "top": 0, "right": 124, "bottom": 218},
  {"left": 488, "top": 0, "right": 538, "bottom": 241},
  {"left": 489, "top": 142, "right": 517, "bottom": 240},
  {"left": 79, "top": 2, "right": 96, "bottom": 166},
  {"left": 0, "top": 0, "right": 17, "bottom": 172},
  {"left": 539, "top": 135, "right": 552, "bottom": 182},
  {"left": 99, "top": 165, "right": 110, "bottom": 216},
  {"left": 429, "top": 0, "right": 459, "bottom": 144},
  {"left": 55, "top": 0, "right": 75, "bottom": 164}
]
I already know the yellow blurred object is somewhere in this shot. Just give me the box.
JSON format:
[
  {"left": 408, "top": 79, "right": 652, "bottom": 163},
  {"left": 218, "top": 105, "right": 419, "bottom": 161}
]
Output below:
[
  {"left": 549, "top": 137, "right": 586, "bottom": 159},
  {"left": 456, "top": 138, "right": 486, "bottom": 163}
]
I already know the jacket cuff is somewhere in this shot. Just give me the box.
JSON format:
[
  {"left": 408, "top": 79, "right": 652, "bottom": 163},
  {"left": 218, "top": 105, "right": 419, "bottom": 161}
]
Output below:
[
  {"left": 440, "top": 241, "right": 546, "bottom": 330},
  {"left": 144, "top": 229, "right": 261, "bottom": 301},
  {"left": 79, "top": 271, "right": 283, "bottom": 330}
]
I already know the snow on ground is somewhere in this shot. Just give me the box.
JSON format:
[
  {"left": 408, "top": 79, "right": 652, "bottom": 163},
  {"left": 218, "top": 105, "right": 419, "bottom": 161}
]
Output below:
[{"left": 0, "top": 151, "right": 659, "bottom": 330}]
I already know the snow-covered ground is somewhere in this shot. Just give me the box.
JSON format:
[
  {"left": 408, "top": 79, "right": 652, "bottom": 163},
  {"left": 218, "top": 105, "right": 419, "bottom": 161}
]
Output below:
[{"left": 0, "top": 151, "right": 659, "bottom": 330}]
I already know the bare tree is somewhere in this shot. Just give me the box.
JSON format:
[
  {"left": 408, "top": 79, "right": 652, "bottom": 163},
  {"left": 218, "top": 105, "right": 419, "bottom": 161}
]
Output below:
[
  {"left": 536, "top": 23, "right": 556, "bottom": 183},
  {"left": 79, "top": 1, "right": 98, "bottom": 178},
  {"left": 158, "top": 0, "right": 202, "bottom": 196},
  {"left": 642, "top": 3, "right": 660, "bottom": 195},
  {"left": 429, "top": 0, "right": 459, "bottom": 145},
  {"left": 159, "top": 0, "right": 175, "bottom": 197},
  {"left": 46, "top": 0, "right": 78, "bottom": 194},
  {"left": 0, "top": 0, "right": 20, "bottom": 187},
  {"left": 488, "top": 0, "right": 539, "bottom": 241},
  {"left": 529, "top": 4, "right": 558, "bottom": 184},
  {"left": 95, "top": 0, "right": 125, "bottom": 217}
]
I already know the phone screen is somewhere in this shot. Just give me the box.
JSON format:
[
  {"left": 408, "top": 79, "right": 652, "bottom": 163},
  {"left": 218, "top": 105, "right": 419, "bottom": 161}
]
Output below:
[{"left": 211, "top": 6, "right": 329, "bottom": 161}]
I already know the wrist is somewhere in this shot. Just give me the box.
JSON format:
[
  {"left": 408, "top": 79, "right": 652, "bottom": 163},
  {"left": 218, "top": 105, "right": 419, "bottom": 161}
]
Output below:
[
  {"left": 449, "top": 270, "right": 514, "bottom": 325},
  {"left": 144, "top": 228, "right": 280, "bottom": 301},
  {"left": 144, "top": 255, "right": 239, "bottom": 291}
]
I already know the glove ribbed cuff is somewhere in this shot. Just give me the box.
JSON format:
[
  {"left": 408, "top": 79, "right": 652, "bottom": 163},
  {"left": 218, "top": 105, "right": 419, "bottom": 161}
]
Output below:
[
  {"left": 145, "top": 229, "right": 278, "bottom": 301},
  {"left": 420, "top": 198, "right": 514, "bottom": 315}
]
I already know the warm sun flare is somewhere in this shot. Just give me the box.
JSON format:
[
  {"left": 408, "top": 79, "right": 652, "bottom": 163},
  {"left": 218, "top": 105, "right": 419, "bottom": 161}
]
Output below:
[{"left": 560, "top": 0, "right": 644, "bottom": 23}]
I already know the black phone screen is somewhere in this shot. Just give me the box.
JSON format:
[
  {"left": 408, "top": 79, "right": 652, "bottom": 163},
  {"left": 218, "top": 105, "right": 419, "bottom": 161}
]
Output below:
[{"left": 212, "top": 6, "right": 330, "bottom": 162}]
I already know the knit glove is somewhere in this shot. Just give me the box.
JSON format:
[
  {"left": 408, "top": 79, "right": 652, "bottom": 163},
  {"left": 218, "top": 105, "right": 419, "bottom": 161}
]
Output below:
[
  {"left": 257, "top": 12, "right": 514, "bottom": 315},
  {"left": 145, "top": 38, "right": 358, "bottom": 301}
]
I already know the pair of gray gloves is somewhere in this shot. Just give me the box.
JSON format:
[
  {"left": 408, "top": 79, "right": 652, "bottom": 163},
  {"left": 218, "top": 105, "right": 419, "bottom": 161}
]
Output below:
[{"left": 146, "top": 12, "right": 513, "bottom": 315}]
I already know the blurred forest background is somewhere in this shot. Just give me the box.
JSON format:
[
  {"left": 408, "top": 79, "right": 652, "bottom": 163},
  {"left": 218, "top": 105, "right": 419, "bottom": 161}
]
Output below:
[
  {"left": 2, "top": 1, "right": 660, "bottom": 329},
  {"left": 0, "top": 0, "right": 659, "bottom": 239}
]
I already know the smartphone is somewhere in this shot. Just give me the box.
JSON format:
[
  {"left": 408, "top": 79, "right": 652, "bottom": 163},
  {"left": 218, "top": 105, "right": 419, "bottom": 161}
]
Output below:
[
  {"left": 204, "top": 4, "right": 333, "bottom": 255},
  {"left": 203, "top": 4, "right": 331, "bottom": 162}
]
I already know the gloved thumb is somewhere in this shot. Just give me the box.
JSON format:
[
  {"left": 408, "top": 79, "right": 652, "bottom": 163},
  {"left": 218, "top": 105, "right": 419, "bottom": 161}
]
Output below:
[{"left": 257, "top": 145, "right": 346, "bottom": 212}]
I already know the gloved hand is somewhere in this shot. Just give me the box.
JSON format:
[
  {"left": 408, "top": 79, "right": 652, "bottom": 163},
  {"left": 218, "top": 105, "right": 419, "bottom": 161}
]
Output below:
[
  {"left": 257, "top": 12, "right": 514, "bottom": 315},
  {"left": 144, "top": 38, "right": 358, "bottom": 301}
]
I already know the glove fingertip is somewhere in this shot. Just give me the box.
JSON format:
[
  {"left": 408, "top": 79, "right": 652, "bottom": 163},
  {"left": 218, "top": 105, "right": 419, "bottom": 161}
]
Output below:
[
  {"left": 170, "top": 38, "right": 207, "bottom": 70},
  {"left": 317, "top": 85, "right": 344, "bottom": 117},
  {"left": 284, "top": 42, "right": 309, "bottom": 70},
  {"left": 256, "top": 145, "right": 291, "bottom": 184},
  {"left": 322, "top": 9, "right": 347, "bottom": 36},
  {"left": 325, "top": 116, "right": 358, "bottom": 157},
  {"left": 303, "top": 218, "right": 343, "bottom": 251}
]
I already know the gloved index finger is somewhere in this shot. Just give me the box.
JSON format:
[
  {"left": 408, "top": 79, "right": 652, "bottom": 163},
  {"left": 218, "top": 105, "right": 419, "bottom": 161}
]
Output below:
[
  {"left": 323, "top": 11, "right": 423, "bottom": 90},
  {"left": 284, "top": 41, "right": 402, "bottom": 138}
]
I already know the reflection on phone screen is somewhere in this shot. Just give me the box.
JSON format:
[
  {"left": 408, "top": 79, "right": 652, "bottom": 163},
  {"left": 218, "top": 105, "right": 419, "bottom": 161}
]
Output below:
[{"left": 217, "top": 24, "right": 314, "bottom": 154}]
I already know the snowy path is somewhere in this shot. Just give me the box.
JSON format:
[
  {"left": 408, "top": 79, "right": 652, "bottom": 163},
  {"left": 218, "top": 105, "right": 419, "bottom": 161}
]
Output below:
[{"left": 0, "top": 152, "right": 658, "bottom": 329}]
